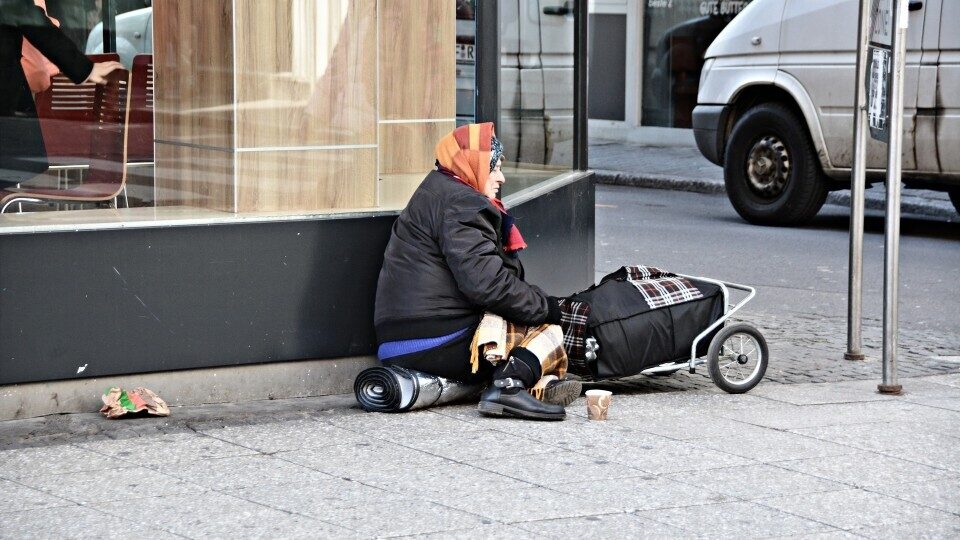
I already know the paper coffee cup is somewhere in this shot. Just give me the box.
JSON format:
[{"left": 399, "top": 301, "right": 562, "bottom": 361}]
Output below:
[{"left": 585, "top": 389, "right": 612, "bottom": 421}]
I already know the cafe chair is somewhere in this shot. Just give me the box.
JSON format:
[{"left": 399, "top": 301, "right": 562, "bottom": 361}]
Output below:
[
  {"left": 34, "top": 54, "right": 121, "bottom": 188},
  {"left": 1, "top": 68, "right": 131, "bottom": 214}
]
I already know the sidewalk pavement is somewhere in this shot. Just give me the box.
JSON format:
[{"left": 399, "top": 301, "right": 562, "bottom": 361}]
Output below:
[
  {"left": 2, "top": 373, "right": 959, "bottom": 538},
  {"left": 589, "top": 139, "right": 960, "bottom": 221}
]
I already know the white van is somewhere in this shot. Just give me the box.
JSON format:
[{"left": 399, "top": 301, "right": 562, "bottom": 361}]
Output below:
[{"left": 693, "top": 0, "right": 959, "bottom": 225}]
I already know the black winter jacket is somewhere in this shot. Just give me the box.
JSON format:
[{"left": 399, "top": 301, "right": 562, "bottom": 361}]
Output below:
[{"left": 375, "top": 170, "right": 560, "bottom": 343}]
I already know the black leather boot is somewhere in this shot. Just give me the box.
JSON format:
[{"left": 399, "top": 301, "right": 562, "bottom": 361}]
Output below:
[{"left": 477, "top": 349, "right": 566, "bottom": 421}]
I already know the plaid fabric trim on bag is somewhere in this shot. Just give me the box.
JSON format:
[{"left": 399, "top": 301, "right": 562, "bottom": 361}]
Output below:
[
  {"left": 623, "top": 265, "right": 703, "bottom": 309},
  {"left": 557, "top": 298, "right": 591, "bottom": 360}
]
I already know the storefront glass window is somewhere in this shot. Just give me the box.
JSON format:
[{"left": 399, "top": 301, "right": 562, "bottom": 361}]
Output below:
[
  {"left": 0, "top": 0, "right": 467, "bottom": 226},
  {"left": 499, "top": 0, "right": 576, "bottom": 196},
  {"left": 641, "top": 0, "right": 750, "bottom": 128}
]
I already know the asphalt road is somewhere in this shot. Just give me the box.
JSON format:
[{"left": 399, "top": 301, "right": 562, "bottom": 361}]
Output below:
[{"left": 596, "top": 185, "right": 960, "bottom": 337}]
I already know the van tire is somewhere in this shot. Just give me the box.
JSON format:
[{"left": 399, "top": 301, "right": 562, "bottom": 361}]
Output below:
[{"left": 724, "top": 103, "right": 828, "bottom": 226}]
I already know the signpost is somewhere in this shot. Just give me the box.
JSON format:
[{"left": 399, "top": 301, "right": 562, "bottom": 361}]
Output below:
[
  {"left": 877, "top": 0, "right": 909, "bottom": 395},
  {"left": 847, "top": 0, "right": 907, "bottom": 394}
]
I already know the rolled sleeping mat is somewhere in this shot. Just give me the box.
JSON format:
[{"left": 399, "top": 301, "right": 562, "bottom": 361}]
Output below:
[{"left": 354, "top": 366, "right": 483, "bottom": 413}]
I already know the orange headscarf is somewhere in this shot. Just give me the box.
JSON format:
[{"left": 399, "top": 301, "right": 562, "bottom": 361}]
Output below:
[
  {"left": 434, "top": 122, "right": 496, "bottom": 194},
  {"left": 434, "top": 122, "right": 527, "bottom": 254}
]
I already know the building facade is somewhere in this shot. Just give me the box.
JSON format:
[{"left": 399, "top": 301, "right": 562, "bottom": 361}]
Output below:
[{"left": 0, "top": 0, "right": 593, "bottom": 419}]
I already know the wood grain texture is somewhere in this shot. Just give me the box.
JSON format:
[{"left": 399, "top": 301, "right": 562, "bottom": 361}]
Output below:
[
  {"left": 235, "top": 0, "right": 377, "bottom": 148},
  {"left": 154, "top": 143, "right": 235, "bottom": 212},
  {"left": 153, "top": 0, "right": 235, "bottom": 149},
  {"left": 378, "top": 173, "right": 424, "bottom": 209},
  {"left": 379, "top": 121, "right": 454, "bottom": 175},
  {"left": 379, "top": 0, "right": 456, "bottom": 120},
  {"left": 236, "top": 149, "right": 376, "bottom": 212}
]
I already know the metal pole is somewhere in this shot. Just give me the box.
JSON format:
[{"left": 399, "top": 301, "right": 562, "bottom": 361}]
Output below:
[
  {"left": 574, "top": 0, "right": 589, "bottom": 170},
  {"left": 475, "top": 0, "right": 500, "bottom": 129},
  {"left": 845, "top": 0, "right": 871, "bottom": 362},
  {"left": 102, "top": 0, "right": 117, "bottom": 54},
  {"left": 879, "top": 0, "right": 907, "bottom": 395}
]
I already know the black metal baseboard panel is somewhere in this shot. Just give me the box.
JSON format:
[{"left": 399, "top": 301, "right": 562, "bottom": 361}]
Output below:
[{"left": 0, "top": 174, "right": 594, "bottom": 385}]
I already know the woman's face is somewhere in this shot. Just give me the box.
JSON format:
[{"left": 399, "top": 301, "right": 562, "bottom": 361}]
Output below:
[{"left": 485, "top": 158, "right": 505, "bottom": 199}]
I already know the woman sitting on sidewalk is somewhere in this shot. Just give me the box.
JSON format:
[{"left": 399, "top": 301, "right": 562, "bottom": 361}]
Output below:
[{"left": 373, "top": 122, "right": 581, "bottom": 420}]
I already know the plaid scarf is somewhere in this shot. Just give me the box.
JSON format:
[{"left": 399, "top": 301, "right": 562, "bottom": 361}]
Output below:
[
  {"left": 469, "top": 313, "right": 568, "bottom": 400},
  {"left": 557, "top": 298, "right": 591, "bottom": 361},
  {"left": 623, "top": 265, "right": 703, "bottom": 309}
]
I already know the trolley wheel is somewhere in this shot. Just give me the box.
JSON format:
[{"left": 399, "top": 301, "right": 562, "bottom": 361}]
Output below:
[{"left": 707, "top": 323, "right": 768, "bottom": 394}]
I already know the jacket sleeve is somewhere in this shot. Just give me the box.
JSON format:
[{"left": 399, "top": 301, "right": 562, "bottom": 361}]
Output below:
[
  {"left": 1, "top": 0, "right": 93, "bottom": 84},
  {"left": 438, "top": 193, "right": 558, "bottom": 326}
]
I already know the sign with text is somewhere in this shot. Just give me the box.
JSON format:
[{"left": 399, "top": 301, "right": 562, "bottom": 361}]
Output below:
[
  {"left": 869, "top": 0, "right": 894, "bottom": 46},
  {"left": 867, "top": 46, "right": 891, "bottom": 141},
  {"left": 866, "top": 0, "right": 898, "bottom": 141}
]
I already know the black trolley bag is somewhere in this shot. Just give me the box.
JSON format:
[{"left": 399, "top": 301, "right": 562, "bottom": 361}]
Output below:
[{"left": 570, "top": 266, "right": 768, "bottom": 393}]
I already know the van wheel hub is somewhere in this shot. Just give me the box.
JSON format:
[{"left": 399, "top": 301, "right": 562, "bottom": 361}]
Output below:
[{"left": 746, "top": 136, "right": 790, "bottom": 199}]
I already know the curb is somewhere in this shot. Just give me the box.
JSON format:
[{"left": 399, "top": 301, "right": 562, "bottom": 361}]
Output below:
[{"left": 594, "top": 169, "right": 959, "bottom": 220}]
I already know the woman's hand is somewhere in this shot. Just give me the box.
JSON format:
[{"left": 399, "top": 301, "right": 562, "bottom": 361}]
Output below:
[{"left": 83, "top": 60, "right": 123, "bottom": 84}]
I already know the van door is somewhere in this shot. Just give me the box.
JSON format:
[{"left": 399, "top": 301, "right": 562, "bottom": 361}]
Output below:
[
  {"left": 915, "top": 0, "right": 942, "bottom": 174},
  {"left": 778, "top": 0, "right": 925, "bottom": 171},
  {"left": 937, "top": 0, "right": 960, "bottom": 175}
]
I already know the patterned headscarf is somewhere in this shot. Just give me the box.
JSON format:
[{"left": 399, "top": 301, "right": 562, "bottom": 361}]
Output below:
[
  {"left": 435, "top": 122, "right": 496, "bottom": 193},
  {"left": 434, "top": 123, "right": 527, "bottom": 254}
]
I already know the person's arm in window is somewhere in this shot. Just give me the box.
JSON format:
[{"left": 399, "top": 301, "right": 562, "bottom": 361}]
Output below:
[{"left": 1, "top": 0, "right": 118, "bottom": 84}]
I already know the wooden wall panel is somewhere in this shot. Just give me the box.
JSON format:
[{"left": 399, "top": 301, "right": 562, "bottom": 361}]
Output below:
[
  {"left": 379, "top": 173, "right": 423, "bottom": 209},
  {"left": 379, "top": 0, "right": 456, "bottom": 120},
  {"left": 153, "top": 0, "right": 234, "bottom": 149},
  {"left": 236, "top": 149, "right": 377, "bottom": 213},
  {"left": 155, "top": 143, "right": 235, "bottom": 212},
  {"left": 234, "top": 0, "right": 377, "bottom": 148},
  {"left": 379, "top": 121, "right": 455, "bottom": 175}
]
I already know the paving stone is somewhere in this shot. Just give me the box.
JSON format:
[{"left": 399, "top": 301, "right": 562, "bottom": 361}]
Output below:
[
  {"left": 407, "top": 524, "right": 542, "bottom": 539},
  {"left": 617, "top": 412, "right": 775, "bottom": 440},
  {"left": 0, "top": 479, "right": 74, "bottom": 514},
  {"left": 666, "top": 463, "right": 848, "bottom": 501},
  {"left": 316, "top": 499, "right": 488, "bottom": 537},
  {"left": 197, "top": 418, "right": 365, "bottom": 453},
  {"left": 77, "top": 432, "right": 257, "bottom": 467},
  {"left": 903, "top": 396, "right": 960, "bottom": 413},
  {"left": 385, "top": 428, "right": 556, "bottom": 463},
  {"left": 757, "top": 489, "right": 953, "bottom": 531},
  {"left": 792, "top": 421, "right": 958, "bottom": 454},
  {"left": 97, "top": 492, "right": 351, "bottom": 537},
  {"left": 847, "top": 516, "right": 960, "bottom": 539},
  {"left": 225, "top": 477, "right": 407, "bottom": 512},
  {"left": 550, "top": 474, "right": 732, "bottom": 512},
  {"left": 442, "top": 486, "right": 611, "bottom": 523},
  {"left": 691, "top": 430, "right": 859, "bottom": 462},
  {"left": 587, "top": 434, "right": 757, "bottom": 475},
  {"left": 869, "top": 478, "right": 960, "bottom": 515},
  {"left": 0, "top": 444, "right": 118, "bottom": 479},
  {"left": 635, "top": 500, "right": 835, "bottom": 537},
  {"left": 275, "top": 439, "right": 449, "bottom": 483},
  {"left": 749, "top": 380, "right": 896, "bottom": 405},
  {"left": 773, "top": 451, "right": 953, "bottom": 488},
  {"left": 469, "top": 450, "right": 647, "bottom": 486},
  {"left": 514, "top": 512, "right": 693, "bottom": 538},
  {"left": 364, "top": 462, "right": 536, "bottom": 499},
  {"left": 16, "top": 465, "right": 204, "bottom": 503},
  {"left": 711, "top": 400, "right": 935, "bottom": 431},
  {"left": 770, "top": 531, "right": 861, "bottom": 539},
  {"left": 325, "top": 408, "right": 485, "bottom": 439},
  {"left": 0, "top": 504, "right": 180, "bottom": 539},
  {"left": 158, "top": 454, "right": 336, "bottom": 491}
]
